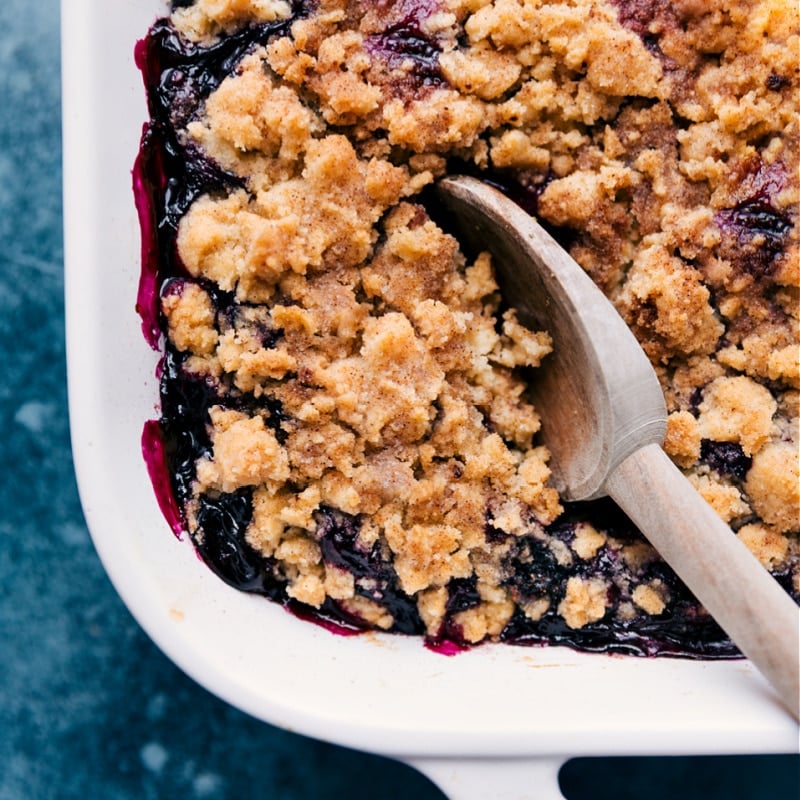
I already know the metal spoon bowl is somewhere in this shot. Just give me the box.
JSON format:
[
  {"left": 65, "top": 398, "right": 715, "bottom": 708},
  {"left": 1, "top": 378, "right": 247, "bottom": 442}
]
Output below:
[{"left": 436, "top": 175, "right": 799, "bottom": 721}]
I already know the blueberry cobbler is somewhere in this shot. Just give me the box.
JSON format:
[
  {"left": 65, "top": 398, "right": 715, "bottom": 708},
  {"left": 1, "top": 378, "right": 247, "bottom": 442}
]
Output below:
[{"left": 134, "top": 0, "right": 799, "bottom": 656}]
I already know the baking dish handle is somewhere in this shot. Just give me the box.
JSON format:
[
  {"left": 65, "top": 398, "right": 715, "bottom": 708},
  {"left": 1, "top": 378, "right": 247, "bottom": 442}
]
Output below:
[{"left": 406, "top": 756, "right": 567, "bottom": 799}]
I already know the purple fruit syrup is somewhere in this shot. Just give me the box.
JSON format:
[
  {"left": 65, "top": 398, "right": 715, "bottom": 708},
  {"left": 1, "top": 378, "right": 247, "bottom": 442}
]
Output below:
[{"left": 141, "top": 419, "right": 185, "bottom": 538}]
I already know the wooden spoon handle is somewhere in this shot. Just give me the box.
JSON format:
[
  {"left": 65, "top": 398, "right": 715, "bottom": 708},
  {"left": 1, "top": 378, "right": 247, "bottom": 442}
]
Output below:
[{"left": 605, "top": 443, "right": 800, "bottom": 720}]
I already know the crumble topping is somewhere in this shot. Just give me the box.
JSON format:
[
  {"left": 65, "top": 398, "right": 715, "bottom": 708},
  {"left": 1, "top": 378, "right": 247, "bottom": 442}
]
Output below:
[
  {"left": 140, "top": 0, "right": 799, "bottom": 652},
  {"left": 172, "top": 0, "right": 293, "bottom": 41}
]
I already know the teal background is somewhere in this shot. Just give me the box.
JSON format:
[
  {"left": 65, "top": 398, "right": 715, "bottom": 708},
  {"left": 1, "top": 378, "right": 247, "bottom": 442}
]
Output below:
[{"left": 0, "top": 2, "right": 797, "bottom": 798}]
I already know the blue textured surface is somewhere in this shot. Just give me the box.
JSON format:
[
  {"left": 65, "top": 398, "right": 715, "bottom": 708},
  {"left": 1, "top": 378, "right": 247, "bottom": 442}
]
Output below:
[{"left": 0, "top": 2, "right": 797, "bottom": 798}]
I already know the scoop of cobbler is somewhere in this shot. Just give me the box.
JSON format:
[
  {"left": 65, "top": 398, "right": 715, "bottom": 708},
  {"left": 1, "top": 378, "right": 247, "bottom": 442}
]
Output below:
[{"left": 135, "top": 0, "right": 799, "bottom": 656}]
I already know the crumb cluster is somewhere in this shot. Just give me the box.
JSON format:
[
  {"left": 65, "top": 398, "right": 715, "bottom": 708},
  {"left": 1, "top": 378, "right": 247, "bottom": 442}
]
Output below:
[{"left": 148, "top": 0, "right": 798, "bottom": 647}]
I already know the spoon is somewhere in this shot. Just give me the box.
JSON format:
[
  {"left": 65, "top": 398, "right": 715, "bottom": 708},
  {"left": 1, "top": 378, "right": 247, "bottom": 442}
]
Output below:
[{"left": 436, "top": 175, "right": 800, "bottom": 721}]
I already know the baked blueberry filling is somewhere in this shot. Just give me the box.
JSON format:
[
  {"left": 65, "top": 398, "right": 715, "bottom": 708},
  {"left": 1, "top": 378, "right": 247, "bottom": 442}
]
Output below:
[
  {"left": 700, "top": 440, "right": 752, "bottom": 482},
  {"left": 317, "top": 507, "right": 425, "bottom": 634},
  {"left": 363, "top": 0, "right": 446, "bottom": 89},
  {"left": 716, "top": 160, "right": 792, "bottom": 277}
]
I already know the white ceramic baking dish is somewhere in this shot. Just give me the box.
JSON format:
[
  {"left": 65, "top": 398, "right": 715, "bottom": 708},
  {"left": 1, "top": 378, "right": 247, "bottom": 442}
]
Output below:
[{"left": 62, "top": 2, "right": 800, "bottom": 797}]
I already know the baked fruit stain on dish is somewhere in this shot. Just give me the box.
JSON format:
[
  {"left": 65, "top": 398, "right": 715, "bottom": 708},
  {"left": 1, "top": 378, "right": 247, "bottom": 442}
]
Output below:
[{"left": 134, "top": 0, "right": 799, "bottom": 657}]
